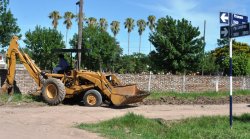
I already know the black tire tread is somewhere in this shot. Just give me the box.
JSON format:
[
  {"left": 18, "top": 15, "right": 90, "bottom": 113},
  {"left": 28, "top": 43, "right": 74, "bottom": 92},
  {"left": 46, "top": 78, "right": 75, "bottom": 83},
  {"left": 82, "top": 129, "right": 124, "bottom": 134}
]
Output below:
[
  {"left": 42, "top": 78, "right": 66, "bottom": 105},
  {"left": 83, "top": 89, "right": 102, "bottom": 107}
]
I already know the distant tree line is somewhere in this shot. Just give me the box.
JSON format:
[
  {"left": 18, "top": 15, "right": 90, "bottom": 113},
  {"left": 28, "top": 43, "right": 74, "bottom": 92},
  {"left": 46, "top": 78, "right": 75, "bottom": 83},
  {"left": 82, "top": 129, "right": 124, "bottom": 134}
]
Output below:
[{"left": 1, "top": 2, "right": 250, "bottom": 76}]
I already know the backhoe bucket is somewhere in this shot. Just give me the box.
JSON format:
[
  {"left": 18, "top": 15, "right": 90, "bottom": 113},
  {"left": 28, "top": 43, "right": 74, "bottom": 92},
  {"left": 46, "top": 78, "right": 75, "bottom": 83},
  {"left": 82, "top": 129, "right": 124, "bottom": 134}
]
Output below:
[
  {"left": 0, "top": 83, "right": 9, "bottom": 94},
  {"left": 110, "top": 84, "right": 150, "bottom": 106}
]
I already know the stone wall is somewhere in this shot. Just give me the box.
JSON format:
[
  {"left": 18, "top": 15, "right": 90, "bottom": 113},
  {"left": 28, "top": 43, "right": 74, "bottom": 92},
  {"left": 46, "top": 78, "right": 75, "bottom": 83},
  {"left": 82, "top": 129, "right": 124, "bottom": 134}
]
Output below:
[
  {"left": 0, "top": 69, "right": 37, "bottom": 93},
  {"left": 117, "top": 74, "right": 250, "bottom": 92},
  {"left": 1, "top": 69, "right": 250, "bottom": 94}
]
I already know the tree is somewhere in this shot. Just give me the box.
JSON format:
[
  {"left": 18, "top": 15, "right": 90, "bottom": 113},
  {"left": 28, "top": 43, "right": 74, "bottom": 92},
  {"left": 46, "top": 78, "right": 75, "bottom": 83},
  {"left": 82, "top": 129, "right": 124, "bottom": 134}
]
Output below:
[
  {"left": 86, "top": 17, "right": 97, "bottom": 28},
  {"left": 0, "top": 0, "right": 8, "bottom": 13},
  {"left": 202, "top": 52, "right": 219, "bottom": 75},
  {"left": 69, "top": 26, "right": 122, "bottom": 71},
  {"left": 222, "top": 54, "right": 248, "bottom": 76},
  {"left": 124, "top": 18, "right": 135, "bottom": 55},
  {"left": 99, "top": 18, "right": 108, "bottom": 32},
  {"left": 110, "top": 21, "right": 120, "bottom": 38},
  {"left": 116, "top": 53, "right": 149, "bottom": 74},
  {"left": 137, "top": 19, "right": 146, "bottom": 53},
  {"left": 49, "top": 11, "right": 62, "bottom": 29},
  {"left": 149, "top": 16, "right": 204, "bottom": 74},
  {"left": 63, "top": 11, "right": 75, "bottom": 46},
  {"left": 147, "top": 15, "right": 156, "bottom": 52},
  {"left": 24, "top": 26, "right": 65, "bottom": 69},
  {"left": 212, "top": 40, "right": 250, "bottom": 76},
  {"left": 0, "top": 10, "right": 21, "bottom": 48}
]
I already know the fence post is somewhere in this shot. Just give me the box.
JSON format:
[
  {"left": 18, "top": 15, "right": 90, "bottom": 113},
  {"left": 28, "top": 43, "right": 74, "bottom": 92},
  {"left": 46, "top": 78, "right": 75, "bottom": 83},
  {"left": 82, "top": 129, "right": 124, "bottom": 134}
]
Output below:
[
  {"left": 242, "top": 77, "right": 246, "bottom": 90},
  {"left": 182, "top": 75, "right": 186, "bottom": 92},
  {"left": 148, "top": 71, "right": 152, "bottom": 92},
  {"left": 215, "top": 76, "right": 219, "bottom": 92}
]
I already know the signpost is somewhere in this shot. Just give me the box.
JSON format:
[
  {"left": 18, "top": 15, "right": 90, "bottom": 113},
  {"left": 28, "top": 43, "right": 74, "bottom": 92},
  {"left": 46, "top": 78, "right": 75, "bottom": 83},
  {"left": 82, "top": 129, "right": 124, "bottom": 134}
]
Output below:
[
  {"left": 231, "top": 23, "right": 250, "bottom": 38},
  {"left": 220, "top": 12, "right": 229, "bottom": 24},
  {"left": 219, "top": 12, "right": 249, "bottom": 129},
  {"left": 220, "top": 12, "right": 248, "bottom": 25},
  {"left": 220, "top": 26, "right": 229, "bottom": 38},
  {"left": 232, "top": 14, "right": 248, "bottom": 25}
]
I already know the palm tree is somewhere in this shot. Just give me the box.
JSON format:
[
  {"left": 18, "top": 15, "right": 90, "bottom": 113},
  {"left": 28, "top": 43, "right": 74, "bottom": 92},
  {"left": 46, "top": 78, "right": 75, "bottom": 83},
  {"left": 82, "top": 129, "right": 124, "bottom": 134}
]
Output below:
[
  {"left": 49, "top": 11, "right": 62, "bottom": 29},
  {"left": 63, "top": 11, "right": 75, "bottom": 46},
  {"left": 86, "top": 17, "right": 97, "bottom": 28},
  {"left": 137, "top": 19, "right": 146, "bottom": 53},
  {"left": 99, "top": 18, "right": 108, "bottom": 32},
  {"left": 124, "top": 18, "right": 135, "bottom": 55},
  {"left": 110, "top": 21, "right": 120, "bottom": 38},
  {"left": 147, "top": 15, "right": 156, "bottom": 52}
]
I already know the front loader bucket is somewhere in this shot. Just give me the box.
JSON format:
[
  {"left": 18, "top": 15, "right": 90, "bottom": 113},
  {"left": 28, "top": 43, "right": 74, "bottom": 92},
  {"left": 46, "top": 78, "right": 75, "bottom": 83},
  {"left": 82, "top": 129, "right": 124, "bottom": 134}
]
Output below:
[{"left": 110, "top": 84, "right": 150, "bottom": 106}]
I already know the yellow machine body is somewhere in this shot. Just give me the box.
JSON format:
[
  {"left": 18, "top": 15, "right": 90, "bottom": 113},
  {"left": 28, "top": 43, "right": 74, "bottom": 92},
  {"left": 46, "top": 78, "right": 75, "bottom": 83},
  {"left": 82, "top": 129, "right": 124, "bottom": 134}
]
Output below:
[{"left": 0, "top": 36, "right": 149, "bottom": 106}]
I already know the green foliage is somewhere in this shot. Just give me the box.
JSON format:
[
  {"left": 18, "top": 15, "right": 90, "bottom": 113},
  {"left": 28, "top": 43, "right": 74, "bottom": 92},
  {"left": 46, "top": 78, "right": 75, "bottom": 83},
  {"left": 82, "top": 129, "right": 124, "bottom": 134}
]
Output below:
[
  {"left": 115, "top": 53, "right": 149, "bottom": 74},
  {"left": 110, "top": 21, "right": 120, "bottom": 38},
  {"left": 149, "top": 16, "right": 204, "bottom": 74},
  {"left": 63, "top": 11, "right": 75, "bottom": 30},
  {"left": 63, "top": 11, "right": 75, "bottom": 46},
  {"left": 86, "top": 17, "right": 98, "bottom": 28},
  {"left": 212, "top": 40, "right": 250, "bottom": 76},
  {"left": 124, "top": 18, "right": 135, "bottom": 33},
  {"left": 124, "top": 18, "right": 135, "bottom": 55},
  {"left": 70, "top": 26, "right": 122, "bottom": 71},
  {"left": 99, "top": 18, "right": 108, "bottom": 32},
  {"left": 147, "top": 15, "right": 156, "bottom": 32},
  {"left": 137, "top": 19, "right": 146, "bottom": 36},
  {"left": 48, "top": 11, "right": 62, "bottom": 29},
  {"left": 0, "top": 0, "right": 8, "bottom": 13},
  {"left": 202, "top": 52, "right": 219, "bottom": 75},
  {"left": 246, "top": 58, "right": 250, "bottom": 75},
  {"left": 77, "top": 113, "right": 250, "bottom": 139},
  {"left": 24, "top": 26, "right": 65, "bottom": 70},
  {"left": 0, "top": 93, "right": 40, "bottom": 104},
  {"left": 222, "top": 54, "right": 248, "bottom": 76},
  {"left": 0, "top": 10, "right": 21, "bottom": 48},
  {"left": 137, "top": 19, "right": 147, "bottom": 53}
]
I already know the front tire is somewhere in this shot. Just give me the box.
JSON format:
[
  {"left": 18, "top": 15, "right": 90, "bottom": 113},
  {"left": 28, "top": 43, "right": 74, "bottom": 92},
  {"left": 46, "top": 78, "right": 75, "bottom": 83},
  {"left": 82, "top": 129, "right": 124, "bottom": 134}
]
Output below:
[
  {"left": 42, "top": 78, "right": 66, "bottom": 105},
  {"left": 83, "top": 89, "right": 102, "bottom": 107}
]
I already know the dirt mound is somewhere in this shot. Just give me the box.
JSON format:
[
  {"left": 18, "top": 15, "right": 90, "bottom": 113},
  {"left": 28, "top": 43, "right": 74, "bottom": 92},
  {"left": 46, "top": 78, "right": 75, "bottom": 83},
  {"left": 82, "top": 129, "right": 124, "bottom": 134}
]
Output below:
[{"left": 140, "top": 95, "right": 250, "bottom": 105}]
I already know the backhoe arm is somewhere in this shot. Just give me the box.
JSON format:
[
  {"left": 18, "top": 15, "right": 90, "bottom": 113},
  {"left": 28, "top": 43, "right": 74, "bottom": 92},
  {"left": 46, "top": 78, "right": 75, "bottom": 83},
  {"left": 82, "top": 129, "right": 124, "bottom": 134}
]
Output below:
[{"left": 1, "top": 36, "right": 44, "bottom": 94}]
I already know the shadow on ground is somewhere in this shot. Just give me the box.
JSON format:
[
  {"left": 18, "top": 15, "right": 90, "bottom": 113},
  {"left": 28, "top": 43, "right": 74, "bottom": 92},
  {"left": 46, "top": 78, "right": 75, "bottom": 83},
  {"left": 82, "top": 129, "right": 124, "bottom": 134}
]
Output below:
[{"left": 233, "top": 113, "right": 250, "bottom": 122}]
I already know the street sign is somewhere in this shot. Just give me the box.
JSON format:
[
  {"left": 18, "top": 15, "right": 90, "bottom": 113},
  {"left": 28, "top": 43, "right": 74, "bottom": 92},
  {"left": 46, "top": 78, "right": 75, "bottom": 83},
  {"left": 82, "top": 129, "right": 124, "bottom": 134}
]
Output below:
[
  {"left": 232, "top": 14, "right": 248, "bottom": 25},
  {"left": 220, "top": 12, "right": 229, "bottom": 24},
  {"left": 220, "top": 26, "right": 230, "bottom": 38},
  {"left": 231, "top": 23, "right": 250, "bottom": 38},
  {"left": 219, "top": 11, "right": 249, "bottom": 129}
]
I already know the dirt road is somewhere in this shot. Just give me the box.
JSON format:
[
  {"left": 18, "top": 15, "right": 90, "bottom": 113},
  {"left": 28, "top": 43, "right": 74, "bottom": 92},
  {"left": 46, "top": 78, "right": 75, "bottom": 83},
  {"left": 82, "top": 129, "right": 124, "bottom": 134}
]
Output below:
[{"left": 0, "top": 104, "right": 249, "bottom": 139}]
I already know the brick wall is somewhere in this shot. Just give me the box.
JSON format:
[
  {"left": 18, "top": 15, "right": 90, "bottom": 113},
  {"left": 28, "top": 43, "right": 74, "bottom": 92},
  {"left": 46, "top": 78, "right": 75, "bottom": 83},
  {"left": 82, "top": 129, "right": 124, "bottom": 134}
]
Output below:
[{"left": 1, "top": 69, "right": 250, "bottom": 94}]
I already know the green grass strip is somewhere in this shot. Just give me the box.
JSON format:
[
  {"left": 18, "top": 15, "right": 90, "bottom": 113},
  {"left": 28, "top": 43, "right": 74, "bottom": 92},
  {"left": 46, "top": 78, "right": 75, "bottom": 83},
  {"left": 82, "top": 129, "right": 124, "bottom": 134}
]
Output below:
[
  {"left": 77, "top": 113, "right": 250, "bottom": 139},
  {"left": 0, "top": 93, "right": 39, "bottom": 104},
  {"left": 147, "top": 90, "right": 250, "bottom": 100}
]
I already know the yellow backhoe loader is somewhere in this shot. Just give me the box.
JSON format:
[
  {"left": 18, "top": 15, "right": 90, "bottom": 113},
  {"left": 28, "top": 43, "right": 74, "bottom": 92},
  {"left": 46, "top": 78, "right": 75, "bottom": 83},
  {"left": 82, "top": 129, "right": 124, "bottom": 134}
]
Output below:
[{"left": 0, "top": 36, "right": 149, "bottom": 106}]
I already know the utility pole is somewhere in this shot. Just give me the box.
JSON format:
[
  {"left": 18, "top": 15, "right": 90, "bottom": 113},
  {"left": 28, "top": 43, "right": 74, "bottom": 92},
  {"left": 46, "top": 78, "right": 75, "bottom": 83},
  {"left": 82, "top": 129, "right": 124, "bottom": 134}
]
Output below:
[{"left": 76, "top": 0, "right": 83, "bottom": 70}]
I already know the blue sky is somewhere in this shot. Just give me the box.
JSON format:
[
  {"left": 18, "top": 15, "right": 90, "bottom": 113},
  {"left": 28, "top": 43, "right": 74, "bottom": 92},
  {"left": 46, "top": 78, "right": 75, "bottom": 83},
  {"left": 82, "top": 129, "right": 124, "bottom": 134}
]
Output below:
[{"left": 7, "top": 0, "right": 250, "bottom": 54}]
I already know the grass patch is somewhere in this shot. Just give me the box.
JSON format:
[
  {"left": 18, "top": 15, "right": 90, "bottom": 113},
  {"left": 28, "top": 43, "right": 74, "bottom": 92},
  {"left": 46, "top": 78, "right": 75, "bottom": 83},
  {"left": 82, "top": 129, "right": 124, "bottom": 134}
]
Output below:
[
  {"left": 147, "top": 90, "right": 250, "bottom": 100},
  {"left": 0, "top": 93, "right": 40, "bottom": 104},
  {"left": 77, "top": 113, "right": 250, "bottom": 139}
]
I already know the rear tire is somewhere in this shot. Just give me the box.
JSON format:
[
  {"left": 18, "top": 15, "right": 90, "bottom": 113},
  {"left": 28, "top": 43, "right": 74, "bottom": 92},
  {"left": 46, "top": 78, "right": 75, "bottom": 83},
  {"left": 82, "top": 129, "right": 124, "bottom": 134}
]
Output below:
[
  {"left": 42, "top": 78, "right": 66, "bottom": 105},
  {"left": 83, "top": 89, "right": 102, "bottom": 107}
]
